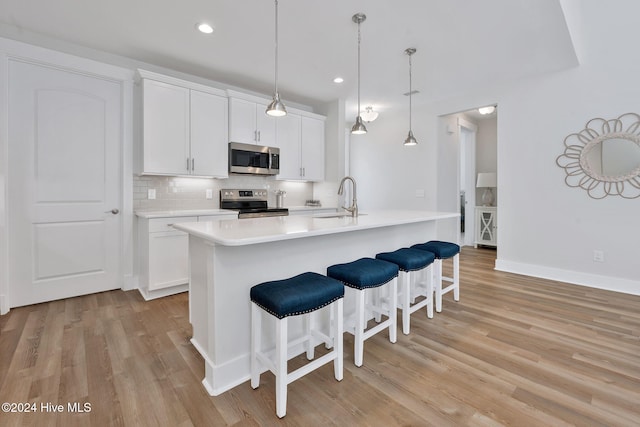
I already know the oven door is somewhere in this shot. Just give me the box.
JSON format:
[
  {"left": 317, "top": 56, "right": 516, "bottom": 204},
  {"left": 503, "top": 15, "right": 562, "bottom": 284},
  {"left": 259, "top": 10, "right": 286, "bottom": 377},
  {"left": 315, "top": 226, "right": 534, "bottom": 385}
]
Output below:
[{"left": 229, "top": 142, "right": 278, "bottom": 175}]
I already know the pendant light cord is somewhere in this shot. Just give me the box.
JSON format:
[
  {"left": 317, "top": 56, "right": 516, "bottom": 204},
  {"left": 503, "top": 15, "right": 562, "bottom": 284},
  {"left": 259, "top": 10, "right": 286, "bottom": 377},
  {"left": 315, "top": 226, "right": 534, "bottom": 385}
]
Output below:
[
  {"left": 409, "top": 52, "right": 412, "bottom": 131},
  {"left": 274, "top": 0, "right": 279, "bottom": 95},
  {"left": 357, "top": 19, "right": 361, "bottom": 117}
]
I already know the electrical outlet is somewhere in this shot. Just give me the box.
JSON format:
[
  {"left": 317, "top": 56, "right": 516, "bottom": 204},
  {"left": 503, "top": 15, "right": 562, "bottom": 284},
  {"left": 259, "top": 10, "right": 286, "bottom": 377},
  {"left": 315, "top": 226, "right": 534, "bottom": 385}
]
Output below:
[
  {"left": 148, "top": 189, "right": 156, "bottom": 200},
  {"left": 593, "top": 250, "right": 604, "bottom": 262},
  {"left": 206, "top": 189, "right": 213, "bottom": 199}
]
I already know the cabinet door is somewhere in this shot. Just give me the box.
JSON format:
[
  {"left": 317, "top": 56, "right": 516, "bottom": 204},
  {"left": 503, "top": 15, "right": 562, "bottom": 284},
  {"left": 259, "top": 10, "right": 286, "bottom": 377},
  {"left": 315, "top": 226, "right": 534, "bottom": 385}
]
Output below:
[
  {"left": 300, "top": 116, "right": 325, "bottom": 181},
  {"left": 148, "top": 231, "right": 189, "bottom": 290},
  {"left": 255, "top": 102, "right": 277, "bottom": 146},
  {"left": 229, "top": 98, "right": 257, "bottom": 144},
  {"left": 475, "top": 208, "right": 497, "bottom": 246},
  {"left": 142, "top": 79, "right": 190, "bottom": 174},
  {"left": 275, "top": 113, "right": 301, "bottom": 180},
  {"left": 190, "top": 90, "right": 228, "bottom": 177}
]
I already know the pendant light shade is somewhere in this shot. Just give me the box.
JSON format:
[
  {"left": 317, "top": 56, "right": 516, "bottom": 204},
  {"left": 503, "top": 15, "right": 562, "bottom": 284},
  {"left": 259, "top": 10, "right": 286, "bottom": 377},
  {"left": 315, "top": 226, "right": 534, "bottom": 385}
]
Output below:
[
  {"left": 351, "top": 13, "right": 367, "bottom": 135},
  {"left": 266, "top": 0, "right": 287, "bottom": 117},
  {"left": 403, "top": 47, "right": 417, "bottom": 146}
]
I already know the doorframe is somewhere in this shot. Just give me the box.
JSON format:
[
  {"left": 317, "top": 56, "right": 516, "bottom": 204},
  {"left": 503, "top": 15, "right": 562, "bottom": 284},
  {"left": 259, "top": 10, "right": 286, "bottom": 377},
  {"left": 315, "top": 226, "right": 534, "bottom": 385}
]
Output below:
[
  {"left": 458, "top": 117, "right": 477, "bottom": 247},
  {"left": 0, "top": 38, "right": 134, "bottom": 313}
]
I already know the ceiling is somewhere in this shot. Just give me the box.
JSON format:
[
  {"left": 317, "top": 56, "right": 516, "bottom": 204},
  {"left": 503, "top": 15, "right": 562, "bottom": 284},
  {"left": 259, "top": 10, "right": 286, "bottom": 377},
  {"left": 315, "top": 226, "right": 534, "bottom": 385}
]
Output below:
[{"left": 0, "top": 0, "right": 578, "bottom": 117}]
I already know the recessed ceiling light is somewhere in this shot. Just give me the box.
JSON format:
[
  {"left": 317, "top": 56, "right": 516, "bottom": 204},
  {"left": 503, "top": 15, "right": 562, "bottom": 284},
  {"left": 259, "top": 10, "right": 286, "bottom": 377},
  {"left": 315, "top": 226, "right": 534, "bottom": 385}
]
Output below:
[
  {"left": 333, "top": 77, "right": 344, "bottom": 83},
  {"left": 196, "top": 23, "right": 214, "bottom": 34}
]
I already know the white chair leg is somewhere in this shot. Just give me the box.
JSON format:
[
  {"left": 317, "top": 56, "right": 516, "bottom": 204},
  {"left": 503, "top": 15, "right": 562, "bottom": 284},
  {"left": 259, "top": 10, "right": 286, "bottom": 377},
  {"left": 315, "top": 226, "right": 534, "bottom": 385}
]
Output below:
[
  {"left": 435, "top": 259, "right": 443, "bottom": 312},
  {"left": 388, "top": 277, "right": 397, "bottom": 343},
  {"left": 373, "top": 287, "right": 382, "bottom": 322},
  {"left": 275, "top": 317, "right": 288, "bottom": 418},
  {"left": 354, "top": 288, "right": 366, "bottom": 367},
  {"left": 304, "top": 312, "right": 314, "bottom": 360},
  {"left": 426, "top": 264, "right": 434, "bottom": 319},
  {"left": 333, "top": 299, "right": 344, "bottom": 381},
  {"left": 402, "top": 271, "right": 411, "bottom": 335},
  {"left": 250, "top": 303, "right": 261, "bottom": 389},
  {"left": 453, "top": 254, "right": 460, "bottom": 301}
]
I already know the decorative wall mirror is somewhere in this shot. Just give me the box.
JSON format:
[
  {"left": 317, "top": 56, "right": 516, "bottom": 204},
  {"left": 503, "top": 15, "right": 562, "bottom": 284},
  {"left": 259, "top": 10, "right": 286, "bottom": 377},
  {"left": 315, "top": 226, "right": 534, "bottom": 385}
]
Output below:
[{"left": 556, "top": 113, "right": 640, "bottom": 199}]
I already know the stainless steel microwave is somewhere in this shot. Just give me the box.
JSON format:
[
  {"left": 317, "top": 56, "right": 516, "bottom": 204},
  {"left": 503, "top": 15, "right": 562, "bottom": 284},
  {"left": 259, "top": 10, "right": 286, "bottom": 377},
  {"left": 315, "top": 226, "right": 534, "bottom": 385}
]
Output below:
[{"left": 228, "top": 142, "right": 280, "bottom": 175}]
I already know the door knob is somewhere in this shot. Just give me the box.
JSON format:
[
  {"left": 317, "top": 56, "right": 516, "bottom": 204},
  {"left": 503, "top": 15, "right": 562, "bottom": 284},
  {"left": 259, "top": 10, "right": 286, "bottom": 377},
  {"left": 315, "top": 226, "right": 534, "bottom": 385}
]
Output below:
[{"left": 105, "top": 209, "right": 119, "bottom": 215}]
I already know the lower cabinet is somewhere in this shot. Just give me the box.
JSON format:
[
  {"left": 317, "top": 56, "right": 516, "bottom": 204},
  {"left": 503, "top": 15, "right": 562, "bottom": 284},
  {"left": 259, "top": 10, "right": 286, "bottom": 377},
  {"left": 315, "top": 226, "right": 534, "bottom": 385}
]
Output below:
[
  {"left": 474, "top": 206, "right": 497, "bottom": 247},
  {"left": 137, "top": 214, "right": 236, "bottom": 300}
]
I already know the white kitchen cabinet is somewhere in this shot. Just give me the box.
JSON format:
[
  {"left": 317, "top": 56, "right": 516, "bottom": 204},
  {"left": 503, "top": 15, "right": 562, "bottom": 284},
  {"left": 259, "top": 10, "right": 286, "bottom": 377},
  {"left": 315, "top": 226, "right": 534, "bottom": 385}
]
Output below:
[
  {"left": 274, "top": 113, "right": 301, "bottom": 179},
  {"left": 474, "top": 206, "right": 497, "bottom": 247},
  {"left": 275, "top": 114, "right": 325, "bottom": 181},
  {"left": 137, "top": 213, "right": 236, "bottom": 300},
  {"left": 138, "top": 70, "right": 228, "bottom": 178},
  {"left": 228, "top": 96, "right": 276, "bottom": 146},
  {"left": 138, "top": 216, "right": 196, "bottom": 299},
  {"left": 190, "top": 89, "right": 228, "bottom": 177},
  {"left": 300, "top": 116, "right": 325, "bottom": 181}
]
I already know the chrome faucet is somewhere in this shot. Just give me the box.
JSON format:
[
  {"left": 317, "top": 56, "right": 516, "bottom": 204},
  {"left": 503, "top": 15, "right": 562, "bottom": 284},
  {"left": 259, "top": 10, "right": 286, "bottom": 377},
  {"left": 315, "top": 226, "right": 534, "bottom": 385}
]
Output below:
[{"left": 338, "top": 176, "right": 358, "bottom": 217}]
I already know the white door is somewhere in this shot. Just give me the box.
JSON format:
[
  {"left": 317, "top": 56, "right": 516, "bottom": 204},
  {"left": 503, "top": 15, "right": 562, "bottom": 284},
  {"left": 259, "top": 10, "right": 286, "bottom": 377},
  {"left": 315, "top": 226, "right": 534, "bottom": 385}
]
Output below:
[{"left": 8, "top": 60, "right": 122, "bottom": 307}]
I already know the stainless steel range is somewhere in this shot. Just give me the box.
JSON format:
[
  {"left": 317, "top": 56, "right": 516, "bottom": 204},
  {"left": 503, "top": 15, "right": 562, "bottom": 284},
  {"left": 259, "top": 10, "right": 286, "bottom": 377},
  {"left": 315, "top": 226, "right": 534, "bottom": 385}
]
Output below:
[{"left": 220, "top": 189, "right": 289, "bottom": 218}]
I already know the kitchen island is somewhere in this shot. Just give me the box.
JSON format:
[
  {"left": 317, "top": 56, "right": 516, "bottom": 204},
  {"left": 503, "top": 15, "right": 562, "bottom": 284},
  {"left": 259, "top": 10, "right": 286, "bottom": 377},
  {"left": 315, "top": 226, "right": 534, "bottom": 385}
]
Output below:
[{"left": 172, "top": 210, "right": 458, "bottom": 396}]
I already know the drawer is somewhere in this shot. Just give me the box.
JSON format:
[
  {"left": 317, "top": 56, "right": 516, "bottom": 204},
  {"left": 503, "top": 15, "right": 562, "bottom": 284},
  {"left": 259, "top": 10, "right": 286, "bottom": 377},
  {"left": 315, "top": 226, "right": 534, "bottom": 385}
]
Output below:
[{"left": 148, "top": 216, "right": 197, "bottom": 233}]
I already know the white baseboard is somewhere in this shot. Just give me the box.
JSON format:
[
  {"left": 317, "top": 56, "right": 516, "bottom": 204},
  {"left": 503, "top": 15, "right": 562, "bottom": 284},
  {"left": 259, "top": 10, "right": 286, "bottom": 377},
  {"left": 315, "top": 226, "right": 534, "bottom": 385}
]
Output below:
[
  {"left": 137, "top": 284, "right": 188, "bottom": 301},
  {"left": 495, "top": 259, "right": 640, "bottom": 296},
  {"left": 122, "top": 274, "right": 136, "bottom": 292},
  {"left": 0, "top": 294, "right": 8, "bottom": 315}
]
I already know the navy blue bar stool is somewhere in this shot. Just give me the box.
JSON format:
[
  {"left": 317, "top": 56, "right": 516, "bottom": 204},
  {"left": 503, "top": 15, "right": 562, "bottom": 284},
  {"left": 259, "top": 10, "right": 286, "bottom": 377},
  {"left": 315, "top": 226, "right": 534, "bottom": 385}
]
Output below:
[
  {"left": 412, "top": 241, "right": 460, "bottom": 312},
  {"left": 376, "top": 248, "right": 436, "bottom": 334},
  {"left": 250, "top": 272, "right": 344, "bottom": 418},
  {"left": 327, "top": 258, "right": 398, "bottom": 367}
]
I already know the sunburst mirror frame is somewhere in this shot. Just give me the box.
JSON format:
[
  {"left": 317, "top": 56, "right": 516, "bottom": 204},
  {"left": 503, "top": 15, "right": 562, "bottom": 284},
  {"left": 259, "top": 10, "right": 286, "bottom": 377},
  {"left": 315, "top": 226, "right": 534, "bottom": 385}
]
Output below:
[{"left": 556, "top": 112, "right": 640, "bottom": 199}]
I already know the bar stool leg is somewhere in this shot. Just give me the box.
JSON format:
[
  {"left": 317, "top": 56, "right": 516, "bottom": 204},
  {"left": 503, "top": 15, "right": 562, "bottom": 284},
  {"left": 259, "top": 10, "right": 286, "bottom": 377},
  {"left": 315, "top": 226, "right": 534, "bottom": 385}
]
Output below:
[
  {"left": 354, "top": 288, "right": 366, "bottom": 367},
  {"left": 334, "top": 299, "right": 344, "bottom": 381},
  {"left": 453, "top": 254, "right": 460, "bottom": 301},
  {"left": 401, "top": 271, "right": 411, "bottom": 335},
  {"left": 275, "top": 317, "right": 288, "bottom": 418},
  {"left": 304, "top": 313, "right": 314, "bottom": 360},
  {"left": 434, "top": 259, "right": 443, "bottom": 312},
  {"left": 250, "top": 303, "right": 261, "bottom": 389},
  {"left": 389, "top": 277, "right": 397, "bottom": 343},
  {"left": 426, "top": 264, "right": 434, "bottom": 319}
]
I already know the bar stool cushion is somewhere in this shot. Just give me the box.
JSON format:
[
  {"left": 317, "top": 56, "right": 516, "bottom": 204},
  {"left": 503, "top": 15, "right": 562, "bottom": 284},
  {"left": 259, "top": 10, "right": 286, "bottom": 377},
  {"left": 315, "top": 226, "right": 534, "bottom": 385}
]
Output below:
[
  {"left": 376, "top": 248, "right": 435, "bottom": 272},
  {"left": 250, "top": 272, "right": 344, "bottom": 319},
  {"left": 327, "top": 258, "right": 399, "bottom": 290},
  {"left": 412, "top": 241, "right": 460, "bottom": 259}
]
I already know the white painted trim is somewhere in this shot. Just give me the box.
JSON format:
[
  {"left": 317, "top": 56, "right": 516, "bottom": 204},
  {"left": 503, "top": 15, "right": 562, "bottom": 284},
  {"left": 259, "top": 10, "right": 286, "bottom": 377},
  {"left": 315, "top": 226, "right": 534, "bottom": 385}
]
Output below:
[
  {"left": 137, "top": 285, "right": 188, "bottom": 301},
  {"left": 136, "top": 69, "right": 227, "bottom": 97},
  {"left": 495, "top": 259, "right": 640, "bottom": 296},
  {"left": 0, "top": 36, "right": 134, "bottom": 311}
]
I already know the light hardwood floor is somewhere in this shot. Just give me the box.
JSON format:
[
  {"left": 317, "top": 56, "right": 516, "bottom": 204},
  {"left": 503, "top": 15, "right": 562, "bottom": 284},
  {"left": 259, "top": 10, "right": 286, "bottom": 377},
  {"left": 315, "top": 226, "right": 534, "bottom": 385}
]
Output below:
[{"left": 1, "top": 247, "right": 639, "bottom": 426}]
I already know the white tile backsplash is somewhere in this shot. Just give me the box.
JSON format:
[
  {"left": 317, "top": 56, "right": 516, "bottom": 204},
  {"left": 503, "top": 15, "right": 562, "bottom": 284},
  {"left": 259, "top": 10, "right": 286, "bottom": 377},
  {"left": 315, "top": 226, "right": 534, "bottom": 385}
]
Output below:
[{"left": 133, "top": 175, "right": 318, "bottom": 210}]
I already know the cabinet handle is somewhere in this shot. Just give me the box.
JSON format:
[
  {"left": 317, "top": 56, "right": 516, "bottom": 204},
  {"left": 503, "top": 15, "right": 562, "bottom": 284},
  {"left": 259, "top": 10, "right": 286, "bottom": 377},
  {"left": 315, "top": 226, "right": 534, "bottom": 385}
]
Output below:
[
  {"left": 257, "top": 130, "right": 261, "bottom": 142},
  {"left": 186, "top": 158, "right": 190, "bottom": 171},
  {"left": 254, "top": 130, "right": 257, "bottom": 142},
  {"left": 192, "top": 158, "right": 195, "bottom": 171}
]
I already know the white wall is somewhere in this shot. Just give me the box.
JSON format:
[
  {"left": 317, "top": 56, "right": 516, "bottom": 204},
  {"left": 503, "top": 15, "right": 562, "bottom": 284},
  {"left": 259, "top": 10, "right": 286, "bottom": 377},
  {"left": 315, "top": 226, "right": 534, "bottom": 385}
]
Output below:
[
  {"left": 350, "top": 107, "right": 438, "bottom": 212},
  {"left": 350, "top": 0, "right": 640, "bottom": 295}
]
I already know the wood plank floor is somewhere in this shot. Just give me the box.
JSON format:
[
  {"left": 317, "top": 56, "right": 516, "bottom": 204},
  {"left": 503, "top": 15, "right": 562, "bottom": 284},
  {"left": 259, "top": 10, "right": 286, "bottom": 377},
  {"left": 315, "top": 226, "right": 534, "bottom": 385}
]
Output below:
[{"left": 1, "top": 247, "right": 639, "bottom": 426}]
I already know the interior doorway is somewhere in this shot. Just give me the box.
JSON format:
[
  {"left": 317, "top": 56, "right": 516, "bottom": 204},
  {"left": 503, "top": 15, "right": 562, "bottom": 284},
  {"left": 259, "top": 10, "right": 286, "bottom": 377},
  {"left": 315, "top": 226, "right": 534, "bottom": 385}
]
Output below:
[
  {"left": 459, "top": 118, "right": 477, "bottom": 246},
  {"left": 437, "top": 106, "right": 497, "bottom": 248}
]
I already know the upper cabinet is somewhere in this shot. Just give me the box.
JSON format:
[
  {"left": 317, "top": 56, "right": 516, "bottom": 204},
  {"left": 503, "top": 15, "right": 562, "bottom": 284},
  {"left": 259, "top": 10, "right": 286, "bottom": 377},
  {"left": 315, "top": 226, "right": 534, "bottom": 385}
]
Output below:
[
  {"left": 228, "top": 96, "right": 276, "bottom": 146},
  {"left": 274, "top": 114, "right": 325, "bottom": 181},
  {"left": 137, "top": 70, "right": 228, "bottom": 178}
]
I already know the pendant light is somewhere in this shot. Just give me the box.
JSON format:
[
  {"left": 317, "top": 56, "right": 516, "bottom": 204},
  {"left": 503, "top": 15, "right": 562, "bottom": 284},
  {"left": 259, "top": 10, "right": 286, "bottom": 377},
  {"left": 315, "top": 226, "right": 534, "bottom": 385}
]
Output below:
[
  {"left": 351, "top": 13, "right": 367, "bottom": 134},
  {"left": 266, "top": 0, "right": 287, "bottom": 117},
  {"left": 403, "top": 48, "right": 417, "bottom": 146}
]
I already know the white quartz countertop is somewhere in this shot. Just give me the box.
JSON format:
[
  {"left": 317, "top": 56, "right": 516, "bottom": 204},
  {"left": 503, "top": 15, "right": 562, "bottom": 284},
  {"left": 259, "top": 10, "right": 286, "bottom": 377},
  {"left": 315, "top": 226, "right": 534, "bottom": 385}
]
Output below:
[
  {"left": 172, "top": 210, "right": 459, "bottom": 246},
  {"left": 135, "top": 209, "right": 233, "bottom": 219},
  {"left": 134, "top": 205, "right": 336, "bottom": 219}
]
